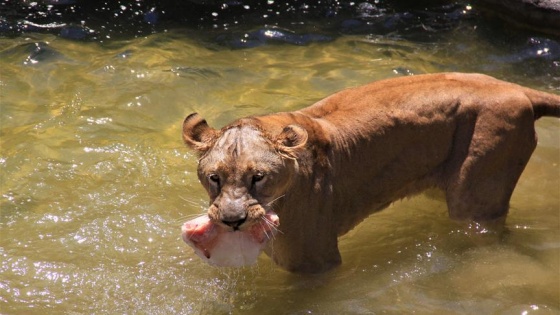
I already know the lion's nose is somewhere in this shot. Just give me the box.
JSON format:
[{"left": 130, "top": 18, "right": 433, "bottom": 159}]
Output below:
[{"left": 221, "top": 217, "right": 246, "bottom": 230}]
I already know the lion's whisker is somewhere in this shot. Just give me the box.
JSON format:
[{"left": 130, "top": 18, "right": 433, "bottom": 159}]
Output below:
[
  {"left": 266, "top": 194, "right": 285, "bottom": 207},
  {"left": 175, "top": 196, "right": 208, "bottom": 223},
  {"left": 261, "top": 225, "right": 273, "bottom": 241},
  {"left": 178, "top": 195, "right": 204, "bottom": 206},
  {"left": 261, "top": 216, "right": 283, "bottom": 236},
  {"left": 175, "top": 212, "right": 207, "bottom": 223}
]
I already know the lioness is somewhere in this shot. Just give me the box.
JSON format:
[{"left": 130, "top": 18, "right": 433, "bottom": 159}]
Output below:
[{"left": 182, "top": 73, "right": 560, "bottom": 273}]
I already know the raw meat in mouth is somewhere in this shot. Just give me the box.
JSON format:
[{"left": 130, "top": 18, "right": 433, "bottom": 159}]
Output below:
[{"left": 181, "top": 212, "right": 279, "bottom": 267}]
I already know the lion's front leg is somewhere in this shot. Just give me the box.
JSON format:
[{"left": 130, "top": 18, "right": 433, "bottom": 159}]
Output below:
[{"left": 265, "top": 230, "right": 342, "bottom": 273}]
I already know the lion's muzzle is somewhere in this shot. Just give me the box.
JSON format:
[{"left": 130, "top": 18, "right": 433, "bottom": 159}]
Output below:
[{"left": 210, "top": 188, "right": 256, "bottom": 230}]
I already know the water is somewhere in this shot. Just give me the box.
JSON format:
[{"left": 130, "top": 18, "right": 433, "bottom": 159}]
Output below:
[{"left": 1, "top": 7, "right": 559, "bottom": 314}]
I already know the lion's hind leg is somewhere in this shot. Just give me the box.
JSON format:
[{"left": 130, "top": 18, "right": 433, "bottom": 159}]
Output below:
[{"left": 444, "top": 104, "right": 537, "bottom": 223}]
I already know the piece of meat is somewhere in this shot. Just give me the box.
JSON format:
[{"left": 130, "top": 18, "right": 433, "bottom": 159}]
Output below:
[{"left": 181, "top": 212, "right": 279, "bottom": 267}]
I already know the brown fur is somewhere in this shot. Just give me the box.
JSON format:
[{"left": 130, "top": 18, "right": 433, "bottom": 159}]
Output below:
[{"left": 182, "top": 73, "right": 560, "bottom": 273}]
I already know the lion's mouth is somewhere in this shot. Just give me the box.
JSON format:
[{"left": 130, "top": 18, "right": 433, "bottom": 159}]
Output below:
[{"left": 181, "top": 212, "right": 279, "bottom": 267}]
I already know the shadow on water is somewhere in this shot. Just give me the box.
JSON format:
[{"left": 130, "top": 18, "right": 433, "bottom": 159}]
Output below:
[{"left": 0, "top": 0, "right": 486, "bottom": 45}]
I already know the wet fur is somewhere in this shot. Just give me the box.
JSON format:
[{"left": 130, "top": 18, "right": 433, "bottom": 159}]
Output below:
[{"left": 183, "top": 73, "right": 560, "bottom": 273}]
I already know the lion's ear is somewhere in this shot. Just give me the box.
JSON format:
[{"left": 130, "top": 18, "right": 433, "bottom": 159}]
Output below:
[
  {"left": 276, "top": 125, "right": 308, "bottom": 156},
  {"left": 182, "top": 113, "right": 218, "bottom": 154}
]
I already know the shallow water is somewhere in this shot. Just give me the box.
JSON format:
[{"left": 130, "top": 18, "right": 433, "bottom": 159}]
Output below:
[{"left": 1, "top": 7, "right": 559, "bottom": 314}]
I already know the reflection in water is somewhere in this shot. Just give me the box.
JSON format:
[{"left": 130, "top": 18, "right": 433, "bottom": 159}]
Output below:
[{"left": 0, "top": 6, "right": 559, "bottom": 314}]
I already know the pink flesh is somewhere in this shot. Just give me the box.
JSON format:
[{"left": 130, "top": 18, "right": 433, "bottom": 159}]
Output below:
[{"left": 181, "top": 212, "right": 279, "bottom": 267}]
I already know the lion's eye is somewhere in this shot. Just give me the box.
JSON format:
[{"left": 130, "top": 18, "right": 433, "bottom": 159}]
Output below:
[
  {"left": 208, "top": 174, "right": 220, "bottom": 185},
  {"left": 252, "top": 173, "right": 264, "bottom": 185}
]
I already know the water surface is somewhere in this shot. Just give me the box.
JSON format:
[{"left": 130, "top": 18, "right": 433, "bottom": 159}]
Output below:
[{"left": 1, "top": 8, "right": 559, "bottom": 314}]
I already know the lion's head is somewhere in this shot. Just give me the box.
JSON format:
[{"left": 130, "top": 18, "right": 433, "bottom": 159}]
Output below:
[{"left": 182, "top": 113, "right": 308, "bottom": 232}]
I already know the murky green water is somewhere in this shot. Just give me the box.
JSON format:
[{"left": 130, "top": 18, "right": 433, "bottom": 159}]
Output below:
[{"left": 1, "top": 16, "right": 559, "bottom": 315}]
